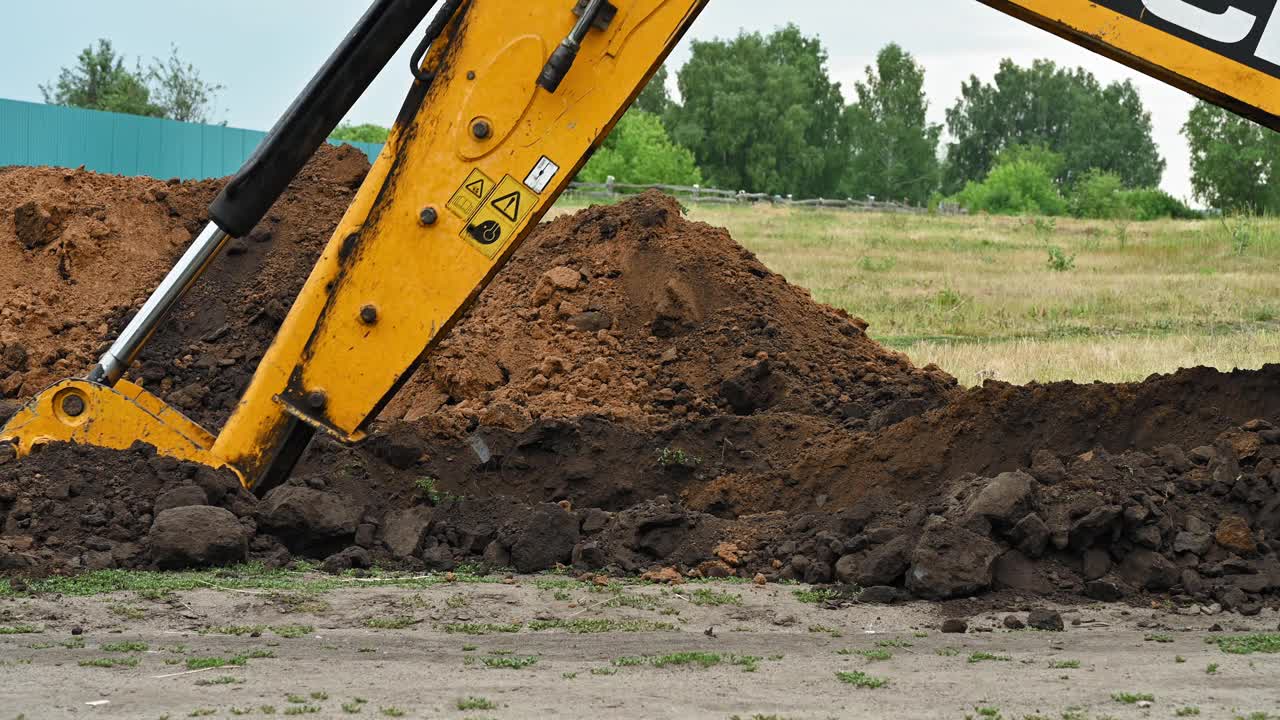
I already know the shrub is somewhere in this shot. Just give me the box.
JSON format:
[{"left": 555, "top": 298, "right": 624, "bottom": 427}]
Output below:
[
  {"left": 579, "top": 110, "right": 703, "bottom": 186},
  {"left": 1070, "top": 170, "right": 1127, "bottom": 219},
  {"left": 955, "top": 159, "right": 1066, "bottom": 216}
]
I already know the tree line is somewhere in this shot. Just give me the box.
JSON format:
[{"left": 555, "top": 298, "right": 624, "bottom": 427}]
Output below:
[
  {"left": 44, "top": 34, "right": 1277, "bottom": 215},
  {"left": 587, "top": 25, "right": 1275, "bottom": 217}
]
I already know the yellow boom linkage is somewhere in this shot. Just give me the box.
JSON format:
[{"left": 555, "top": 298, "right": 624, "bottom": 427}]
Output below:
[{"left": 2, "top": 0, "right": 1277, "bottom": 491}]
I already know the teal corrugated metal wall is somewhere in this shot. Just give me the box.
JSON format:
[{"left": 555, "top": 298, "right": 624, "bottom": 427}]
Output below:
[{"left": 0, "top": 98, "right": 384, "bottom": 180}]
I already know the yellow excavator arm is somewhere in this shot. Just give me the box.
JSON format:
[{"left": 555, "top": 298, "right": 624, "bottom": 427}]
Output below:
[{"left": 2, "top": 0, "right": 1277, "bottom": 492}]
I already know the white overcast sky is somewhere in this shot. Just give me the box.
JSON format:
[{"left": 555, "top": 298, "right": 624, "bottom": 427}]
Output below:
[{"left": 0, "top": 1, "right": 1201, "bottom": 200}]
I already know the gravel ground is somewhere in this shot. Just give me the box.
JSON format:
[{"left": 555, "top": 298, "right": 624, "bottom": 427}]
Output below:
[{"left": 2, "top": 574, "right": 1279, "bottom": 719}]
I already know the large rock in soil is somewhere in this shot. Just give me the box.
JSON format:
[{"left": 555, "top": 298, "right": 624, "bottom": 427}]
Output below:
[
  {"left": 965, "top": 471, "right": 1036, "bottom": 529},
  {"left": 153, "top": 485, "right": 210, "bottom": 515},
  {"left": 842, "top": 534, "right": 913, "bottom": 586},
  {"left": 258, "top": 486, "right": 360, "bottom": 544},
  {"left": 508, "top": 503, "right": 579, "bottom": 573},
  {"left": 1068, "top": 505, "right": 1122, "bottom": 549},
  {"left": 992, "top": 550, "right": 1053, "bottom": 594},
  {"left": 380, "top": 507, "right": 434, "bottom": 560},
  {"left": 149, "top": 506, "right": 247, "bottom": 570},
  {"left": 1215, "top": 516, "right": 1257, "bottom": 555},
  {"left": 1118, "top": 548, "right": 1179, "bottom": 591},
  {"left": 906, "top": 519, "right": 1001, "bottom": 600}
]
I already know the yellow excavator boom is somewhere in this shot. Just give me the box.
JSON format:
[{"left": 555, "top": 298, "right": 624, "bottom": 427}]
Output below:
[{"left": 2, "top": 0, "right": 1277, "bottom": 491}]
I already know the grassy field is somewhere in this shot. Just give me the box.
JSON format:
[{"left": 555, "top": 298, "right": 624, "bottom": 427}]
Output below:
[{"left": 560, "top": 200, "right": 1280, "bottom": 386}]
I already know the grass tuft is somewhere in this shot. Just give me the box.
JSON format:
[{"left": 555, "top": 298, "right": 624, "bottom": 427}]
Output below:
[
  {"left": 1218, "top": 634, "right": 1280, "bottom": 655},
  {"left": 835, "top": 670, "right": 887, "bottom": 689}
]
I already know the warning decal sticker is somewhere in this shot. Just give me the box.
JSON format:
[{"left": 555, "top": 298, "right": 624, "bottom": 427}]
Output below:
[
  {"left": 460, "top": 175, "right": 538, "bottom": 259},
  {"left": 447, "top": 168, "right": 496, "bottom": 220}
]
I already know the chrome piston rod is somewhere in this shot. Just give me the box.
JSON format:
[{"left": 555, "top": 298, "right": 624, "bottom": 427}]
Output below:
[{"left": 89, "top": 221, "right": 231, "bottom": 386}]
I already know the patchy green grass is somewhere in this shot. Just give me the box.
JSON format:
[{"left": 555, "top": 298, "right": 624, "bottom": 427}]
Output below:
[
  {"left": 1145, "top": 633, "right": 1174, "bottom": 643},
  {"left": 0, "top": 564, "right": 501, "bottom": 599},
  {"left": 688, "top": 588, "right": 743, "bottom": 606},
  {"left": 186, "top": 656, "right": 247, "bottom": 671},
  {"left": 1206, "top": 663, "right": 1220, "bottom": 675},
  {"left": 442, "top": 623, "right": 522, "bottom": 636},
  {"left": 364, "top": 616, "right": 419, "bottom": 630},
  {"left": 838, "top": 648, "right": 891, "bottom": 661},
  {"left": 195, "top": 676, "right": 245, "bottom": 686},
  {"left": 1218, "top": 634, "right": 1280, "bottom": 655},
  {"left": 968, "top": 652, "right": 1011, "bottom": 663},
  {"left": 1049, "top": 660, "right": 1081, "bottom": 669},
  {"left": 0, "top": 625, "right": 41, "bottom": 635},
  {"left": 481, "top": 655, "right": 538, "bottom": 670},
  {"left": 79, "top": 656, "right": 140, "bottom": 668},
  {"left": 457, "top": 698, "right": 497, "bottom": 711},
  {"left": 611, "top": 652, "right": 762, "bottom": 672},
  {"left": 526, "top": 618, "right": 676, "bottom": 634},
  {"left": 835, "top": 670, "right": 888, "bottom": 689},
  {"left": 204, "top": 625, "right": 266, "bottom": 637},
  {"left": 108, "top": 604, "right": 146, "bottom": 620},
  {"left": 283, "top": 706, "right": 320, "bottom": 716},
  {"left": 1176, "top": 707, "right": 1201, "bottom": 717},
  {"left": 272, "top": 624, "right": 314, "bottom": 639},
  {"left": 1112, "top": 692, "right": 1155, "bottom": 704},
  {"left": 379, "top": 708, "right": 406, "bottom": 717},
  {"left": 101, "top": 641, "right": 148, "bottom": 653},
  {"left": 792, "top": 588, "right": 839, "bottom": 604},
  {"left": 936, "top": 647, "right": 961, "bottom": 657},
  {"left": 874, "top": 638, "right": 912, "bottom": 648}
]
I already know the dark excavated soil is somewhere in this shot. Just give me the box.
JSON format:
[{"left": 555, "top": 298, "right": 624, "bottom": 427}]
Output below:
[{"left": 1, "top": 155, "right": 1278, "bottom": 615}]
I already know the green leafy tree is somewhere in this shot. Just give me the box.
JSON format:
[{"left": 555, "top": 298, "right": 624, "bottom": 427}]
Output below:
[
  {"left": 668, "top": 25, "right": 846, "bottom": 196},
  {"left": 841, "top": 44, "right": 940, "bottom": 205},
  {"left": 42, "top": 39, "right": 222, "bottom": 123},
  {"left": 943, "top": 59, "right": 1164, "bottom": 192},
  {"left": 146, "top": 45, "right": 224, "bottom": 123},
  {"left": 633, "top": 65, "right": 672, "bottom": 116},
  {"left": 331, "top": 123, "right": 391, "bottom": 144},
  {"left": 40, "top": 39, "right": 161, "bottom": 117},
  {"left": 1183, "top": 101, "right": 1280, "bottom": 213},
  {"left": 579, "top": 110, "right": 702, "bottom": 186}
]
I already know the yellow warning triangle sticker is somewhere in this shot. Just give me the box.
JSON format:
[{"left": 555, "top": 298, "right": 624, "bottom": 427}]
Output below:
[
  {"left": 465, "top": 178, "right": 486, "bottom": 198},
  {"left": 490, "top": 191, "right": 521, "bottom": 222}
]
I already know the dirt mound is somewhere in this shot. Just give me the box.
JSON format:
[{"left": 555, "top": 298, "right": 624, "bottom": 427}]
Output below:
[
  {"left": 1, "top": 160, "right": 1279, "bottom": 616},
  {"left": 386, "top": 192, "right": 957, "bottom": 431},
  {"left": 0, "top": 167, "right": 189, "bottom": 397}
]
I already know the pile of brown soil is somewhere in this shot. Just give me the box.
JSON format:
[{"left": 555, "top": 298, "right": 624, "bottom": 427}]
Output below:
[
  {"left": 386, "top": 192, "right": 956, "bottom": 432},
  {"left": 1, "top": 157, "right": 1279, "bottom": 617},
  {"left": 0, "top": 167, "right": 189, "bottom": 397}
]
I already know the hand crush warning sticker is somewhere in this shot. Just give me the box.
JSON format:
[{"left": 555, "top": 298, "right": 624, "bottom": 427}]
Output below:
[
  {"left": 460, "top": 175, "right": 537, "bottom": 258},
  {"left": 447, "top": 168, "right": 496, "bottom": 220}
]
